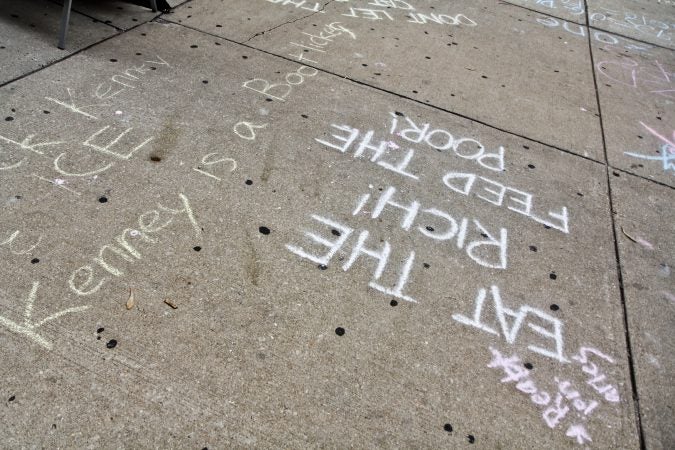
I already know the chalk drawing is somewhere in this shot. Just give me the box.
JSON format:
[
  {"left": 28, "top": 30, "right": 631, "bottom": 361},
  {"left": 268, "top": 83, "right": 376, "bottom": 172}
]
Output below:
[
  {"left": 536, "top": 16, "right": 654, "bottom": 53},
  {"left": 286, "top": 213, "right": 419, "bottom": 302},
  {"left": 32, "top": 174, "right": 81, "bottom": 195},
  {"left": 69, "top": 193, "right": 201, "bottom": 296},
  {"left": 596, "top": 58, "right": 674, "bottom": 99},
  {"left": 389, "top": 113, "right": 505, "bottom": 172},
  {"left": 286, "top": 214, "right": 354, "bottom": 265},
  {"left": 83, "top": 126, "right": 154, "bottom": 160},
  {"left": 488, "top": 347, "right": 598, "bottom": 445},
  {"left": 265, "top": 0, "right": 328, "bottom": 13},
  {"left": 52, "top": 153, "right": 113, "bottom": 177},
  {"left": 517, "top": 0, "right": 584, "bottom": 16},
  {"left": 624, "top": 122, "right": 675, "bottom": 174},
  {"left": 454, "top": 286, "right": 568, "bottom": 362},
  {"left": 590, "top": 7, "right": 673, "bottom": 43},
  {"left": 407, "top": 12, "right": 477, "bottom": 26},
  {"left": 233, "top": 121, "right": 268, "bottom": 141},
  {"left": 315, "top": 124, "right": 420, "bottom": 179},
  {"left": 0, "top": 230, "right": 42, "bottom": 255},
  {"left": 571, "top": 347, "right": 620, "bottom": 402},
  {"left": 244, "top": 66, "right": 320, "bottom": 102},
  {"left": 193, "top": 153, "right": 237, "bottom": 181},
  {"left": 357, "top": 186, "right": 509, "bottom": 269},
  {"left": 343, "top": 7, "right": 394, "bottom": 20},
  {"left": 0, "top": 282, "right": 91, "bottom": 350},
  {"left": 442, "top": 172, "right": 569, "bottom": 233},
  {"left": 45, "top": 88, "right": 103, "bottom": 120}
]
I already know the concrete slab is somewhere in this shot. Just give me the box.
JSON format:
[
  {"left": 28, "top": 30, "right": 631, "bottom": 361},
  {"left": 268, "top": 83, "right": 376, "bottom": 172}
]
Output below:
[
  {"left": 0, "top": 21, "right": 641, "bottom": 447},
  {"left": 167, "top": 0, "right": 605, "bottom": 160},
  {"left": 610, "top": 171, "right": 675, "bottom": 450},
  {"left": 49, "top": 0, "right": 162, "bottom": 31},
  {"left": 0, "top": 0, "right": 117, "bottom": 86},
  {"left": 587, "top": 0, "right": 675, "bottom": 49},
  {"left": 504, "top": 0, "right": 588, "bottom": 23},
  {"left": 592, "top": 35, "right": 675, "bottom": 187}
]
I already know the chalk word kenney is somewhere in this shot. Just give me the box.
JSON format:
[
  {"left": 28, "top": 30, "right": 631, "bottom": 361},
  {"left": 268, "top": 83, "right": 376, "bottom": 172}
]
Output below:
[
  {"left": 353, "top": 186, "right": 508, "bottom": 269},
  {"left": 488, "top": 347, "right": 596, "bottom": 445},
  {"left": 68, "top": 193, "right": 201, "bottom": 296},
  {"left": 0, "top": 282, "right": 90, "bottom": 350},
  {"left": 453, "top": 285, "right": 567, "bottom": 362},
  {"left": 45, "top": 56, "right": 171, "bottom": 108},
  {"left": 388, "top": 113, "right": 505, "bottom": 172}
]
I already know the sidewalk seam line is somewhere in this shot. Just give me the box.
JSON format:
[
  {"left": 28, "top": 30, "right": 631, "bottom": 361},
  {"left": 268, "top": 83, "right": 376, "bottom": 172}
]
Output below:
[
  {"left": 500, "top": 0, "right": 674, "bottom": 52},
  {"left": 584, "top": 1, "right": 647, "bottom": 448}
]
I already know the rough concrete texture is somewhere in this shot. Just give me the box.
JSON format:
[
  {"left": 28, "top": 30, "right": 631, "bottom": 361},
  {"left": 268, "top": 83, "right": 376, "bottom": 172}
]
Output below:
[
  {"left": 0, "top": 0, "right": 117, "bottom": 85},
  {"left": 0, "top": 0, "right": 672, "bottom": 448},
  {"left": 610, "top": 172, "right": 674, "bottom": 450}
]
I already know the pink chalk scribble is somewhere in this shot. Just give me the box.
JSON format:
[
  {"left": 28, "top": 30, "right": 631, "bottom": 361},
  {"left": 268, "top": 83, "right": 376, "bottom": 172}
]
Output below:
[{"left": 624, "top": 123, "right": 675, "bottom": 174}]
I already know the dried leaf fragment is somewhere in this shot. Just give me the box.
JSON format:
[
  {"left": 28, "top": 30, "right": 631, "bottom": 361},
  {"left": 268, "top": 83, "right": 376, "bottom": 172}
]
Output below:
[{"left": 126, "top": 289, "right": 135, "bottom": 310}]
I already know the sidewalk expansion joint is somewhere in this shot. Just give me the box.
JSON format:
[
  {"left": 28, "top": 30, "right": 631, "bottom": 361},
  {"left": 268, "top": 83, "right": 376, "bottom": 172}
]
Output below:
[
  {"left": 243, "top": 0, "right": 336, "bottom": 44},
  {"left": 500, "top": 0, "right": 675, "bottom": 53},
  {"left": 583, "top": 1, "right": 647, "bottom": 448}
]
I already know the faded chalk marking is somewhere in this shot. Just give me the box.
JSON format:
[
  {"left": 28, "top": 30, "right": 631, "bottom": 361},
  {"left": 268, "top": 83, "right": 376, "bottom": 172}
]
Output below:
[
  {"left": 0, "top": 282, "right": 91, "bottom": 350},
  {"left": 0, "top": 231, "right": 42, "bottom": 255},
  {"left": 53, "top": 153, "right": 113, "bottom": 177},
  {"left": 32, "top": 174, "right": 81, "bottom": 196},
  {"left": 157, "top": 193, "right": 202, "bottom": 239},
  {"left": 233, "top": 121, "right": 268, "bottom": 141},
  {"left": 45, "top": 88, "right": 103, "bottom": 120},
  {"left": 193, "top": 153, "right": 237, "bottom": 181}
]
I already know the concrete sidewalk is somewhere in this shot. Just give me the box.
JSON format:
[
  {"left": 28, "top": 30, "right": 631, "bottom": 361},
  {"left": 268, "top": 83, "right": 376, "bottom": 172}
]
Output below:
[{"left": 0, "top": 0, "right": 672, "bottom": 448}]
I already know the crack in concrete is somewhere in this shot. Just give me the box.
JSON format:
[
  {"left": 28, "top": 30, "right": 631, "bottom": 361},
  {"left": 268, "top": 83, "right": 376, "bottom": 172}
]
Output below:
[{"left": 243, "top": 0, "right": 336, "bottom": 43}]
